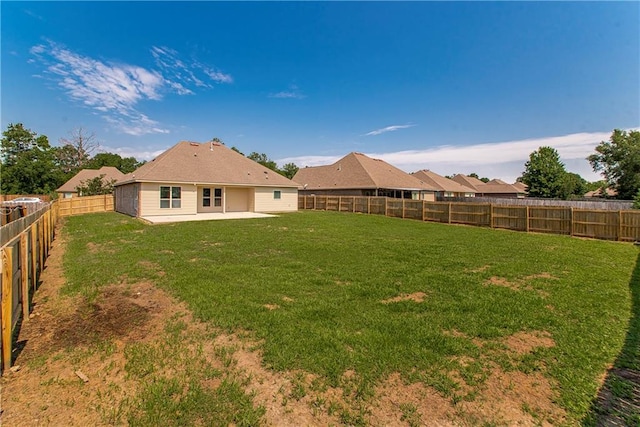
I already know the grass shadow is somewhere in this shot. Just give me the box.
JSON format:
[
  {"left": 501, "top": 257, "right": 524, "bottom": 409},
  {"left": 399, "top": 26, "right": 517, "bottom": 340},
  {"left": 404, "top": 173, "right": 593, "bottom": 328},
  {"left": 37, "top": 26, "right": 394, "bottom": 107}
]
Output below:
[{"left": 583, "top": 250, "right": 640, "bottom": 426}]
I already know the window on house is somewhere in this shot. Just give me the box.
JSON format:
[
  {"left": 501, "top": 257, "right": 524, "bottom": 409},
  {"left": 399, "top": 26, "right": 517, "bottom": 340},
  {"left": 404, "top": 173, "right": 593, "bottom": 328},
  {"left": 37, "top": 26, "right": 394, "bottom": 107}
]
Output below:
[
  {"left": 160, "top": 186, "right": 181, "bottom": 209},
  {"left": 274, "top": 190, "right": 281, "bottom": 200},
  {"left": 214, "top": 188, "right": 222, "bottom": 207},
  {"left": 203, "top": 188, "right": 211, "bottom": 207}
]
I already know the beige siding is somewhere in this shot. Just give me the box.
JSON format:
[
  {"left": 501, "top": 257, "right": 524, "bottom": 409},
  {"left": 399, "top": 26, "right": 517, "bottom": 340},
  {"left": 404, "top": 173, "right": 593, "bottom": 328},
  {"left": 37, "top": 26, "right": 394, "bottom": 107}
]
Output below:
[
  {"left": 421, "top": 192, "right": 436, "bottom": 202},
  {"left": 226, "top": 187, "right": 252, "bottom": 212},
  {"left": 254, "top": 187, "right": 298, "bottom": 212},
  {"left": 140, "top": 182, "right": 197, "bottom": 216}
]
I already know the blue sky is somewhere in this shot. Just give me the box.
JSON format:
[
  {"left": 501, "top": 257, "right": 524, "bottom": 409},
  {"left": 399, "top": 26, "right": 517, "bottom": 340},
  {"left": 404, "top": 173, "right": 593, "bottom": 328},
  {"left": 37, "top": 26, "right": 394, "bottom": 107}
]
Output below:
[{"left": 2, "top": 1, "right": 639, "bottom": 182}]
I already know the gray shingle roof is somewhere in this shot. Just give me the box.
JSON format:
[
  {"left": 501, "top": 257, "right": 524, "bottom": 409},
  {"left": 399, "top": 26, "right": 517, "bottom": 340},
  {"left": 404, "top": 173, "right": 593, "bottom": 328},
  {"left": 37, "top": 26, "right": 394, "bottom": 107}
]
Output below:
[{"left": 117, "top": 141, "right": 297, "bottom": 187}]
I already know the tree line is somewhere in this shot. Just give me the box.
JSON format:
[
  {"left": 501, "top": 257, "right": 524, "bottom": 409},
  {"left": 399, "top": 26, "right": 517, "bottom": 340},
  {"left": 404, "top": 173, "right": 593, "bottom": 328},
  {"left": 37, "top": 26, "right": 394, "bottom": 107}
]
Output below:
[
  {"left": 2, "top": 123, "right": 638, "bottom": 205},
  {"left": 520, "top": 129, "right": 639, "bottom": 204},
  {"left": 1, "top": 123, "right": 144, "bottom": 195}
]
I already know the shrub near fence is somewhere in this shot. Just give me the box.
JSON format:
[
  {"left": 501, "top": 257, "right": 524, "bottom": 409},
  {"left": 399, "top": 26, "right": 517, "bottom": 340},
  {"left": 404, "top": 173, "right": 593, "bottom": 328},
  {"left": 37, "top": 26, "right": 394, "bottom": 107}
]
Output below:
[
  {"left": 299, "top": 195, "right": 640, "bottom": 242},
  {"left": 0, "top": 200, "right": 58, "bottom": 372}
]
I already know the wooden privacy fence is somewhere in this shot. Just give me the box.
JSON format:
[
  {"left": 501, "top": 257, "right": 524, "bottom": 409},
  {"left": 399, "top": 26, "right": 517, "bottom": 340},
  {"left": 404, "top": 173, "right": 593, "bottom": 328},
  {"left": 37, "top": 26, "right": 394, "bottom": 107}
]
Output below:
[
  {"left": 58, "top": 194, "right": 114, "bottom": 217},
  {"left": 0, "top": 201, "right": 58, "bottom": 373},
  {"left": 299, "top": 195, "right": 640, "bottom": 242}
]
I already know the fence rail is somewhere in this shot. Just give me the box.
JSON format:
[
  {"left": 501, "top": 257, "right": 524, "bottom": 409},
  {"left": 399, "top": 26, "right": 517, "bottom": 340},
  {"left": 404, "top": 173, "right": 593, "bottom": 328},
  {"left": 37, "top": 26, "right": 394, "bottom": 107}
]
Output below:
[
  {"left": 58, "top": 194, "right": 114, "bottom": 217},
  {"left": 299, "top": 196, "right": 640, "bottom": 242},
  {"left": 0, "top": 200, "right": 58, "bottom": 373}
]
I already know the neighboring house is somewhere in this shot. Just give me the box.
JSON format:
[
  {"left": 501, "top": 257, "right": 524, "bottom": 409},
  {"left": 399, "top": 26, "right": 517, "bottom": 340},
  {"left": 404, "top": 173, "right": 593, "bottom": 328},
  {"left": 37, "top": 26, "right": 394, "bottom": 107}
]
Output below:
[
  {"left": 57, "top": 166, "right": 126, "bottom": 198},
  {"left": 584, "top": 188, "right": 617, "bottom": 198},
  {"left": 451, "top": 175, "right": 525, "bottom": 198},
  {"left": 114, "top": 141, "right": 298, "bottom": 218},
  {"left": 293, "top": 152, "right": 438, "bottom": 200},
  {"left": 410, "top": 170, "right": 476, "bottom": 199},
  {"left": 512, "top": 181, "right": 528, "bottom": 194}
]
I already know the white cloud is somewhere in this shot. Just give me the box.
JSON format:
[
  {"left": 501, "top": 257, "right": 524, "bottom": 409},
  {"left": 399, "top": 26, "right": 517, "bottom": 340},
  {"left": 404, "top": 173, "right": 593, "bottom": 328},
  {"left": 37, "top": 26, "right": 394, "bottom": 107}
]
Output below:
[
  {"left": 365, "top": 124, "right": 416, "bottom": 136},
  {"left": 269, "top": 84, "right": 305, "bottom": 99},
  {"left": 30, "top": 40, "right": 232, "bottom": 136},
  {"left": 99, "top": 145, "right": 166, "bottom": 162},
  {"left": 278, "top": 130, "right": 639, "bottom": 183},
  {"left": 151, "top": 45, "right": 233, "bottom": 87}
]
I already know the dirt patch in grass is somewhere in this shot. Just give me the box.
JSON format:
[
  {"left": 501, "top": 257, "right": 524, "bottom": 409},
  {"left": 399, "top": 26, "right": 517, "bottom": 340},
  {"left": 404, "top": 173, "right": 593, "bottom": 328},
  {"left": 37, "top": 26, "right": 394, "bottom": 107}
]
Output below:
[
  {"left": 264, "top": 304, "right": 280, "bottom": 310},
  {"left": 372, "top": 367, "right": 565, "bottom": 426},
  {"left": 86, "top": 241, "right": 115, "bottom": 254},
  {"left": 467, "top": 265, "right": 491, "bottom": 273},
  {"left": 505, "top": 330, "right": 555, "bottom": 355},
  {"left": 485, "top": 273, "right": 556, "bottom": 297},
  {"left": 381, "top": 292, "right": 427, "bottom": 304},
  {"left": 486, "top": 276, "right": 519, "bottom": 290}
]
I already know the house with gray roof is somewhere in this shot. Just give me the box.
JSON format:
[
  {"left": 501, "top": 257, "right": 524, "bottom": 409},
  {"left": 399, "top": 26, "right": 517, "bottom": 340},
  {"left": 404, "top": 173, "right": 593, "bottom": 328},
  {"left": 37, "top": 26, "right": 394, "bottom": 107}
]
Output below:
[
  {"left": 293, "top": 152, "right": 438, "bottom": 200},
  {"left": 57, "top": 166, "right": 126, "bottom": 198},
  {"left": 114, "top": 141, "right": 298, "bottom": 218},
  {"left": 410, "top": 170, "right": 476, "bottom": 199}
]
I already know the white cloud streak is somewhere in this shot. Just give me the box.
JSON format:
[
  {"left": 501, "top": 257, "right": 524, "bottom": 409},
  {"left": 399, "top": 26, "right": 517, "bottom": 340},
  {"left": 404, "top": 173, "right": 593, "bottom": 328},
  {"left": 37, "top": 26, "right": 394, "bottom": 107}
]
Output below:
[
  {"left": 279, "top": 130, "right": 638, "bottom": 183},
  {"left": 269, "top": 84, "right": 305, "bottom": 99},
  {"left": 365, "top": 124, "right": 416, "bottom": 136},
  {"left": 99, "top": 146, "right": 167, "bottom": 161},
  {"left": 30, "top": 40, "right": 232, "bottom": 136}
]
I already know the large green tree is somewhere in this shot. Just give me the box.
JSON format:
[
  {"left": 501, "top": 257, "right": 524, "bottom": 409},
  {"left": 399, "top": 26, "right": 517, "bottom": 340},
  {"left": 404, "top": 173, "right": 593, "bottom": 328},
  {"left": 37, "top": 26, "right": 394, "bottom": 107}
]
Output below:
[
  {"left": 247, "top": 152, "right": 279, "bottom": 172},
  {"left": 558, "top": 172, "right": 587, "bottom": 200},
  {"left": 1, "top": 123, "right": 64, "bottom": 194},
  {"left": 280, "top": 162, "right": 299, "bottom": 180},
  {"left": 588, "top": 129, "right": 640, "bottom": 200},
  {"left": 521, "top": 146, "right": 568, "bottom": 198},
  {"left": 85, "top": 152, "right": 144, "bottom": 174}
]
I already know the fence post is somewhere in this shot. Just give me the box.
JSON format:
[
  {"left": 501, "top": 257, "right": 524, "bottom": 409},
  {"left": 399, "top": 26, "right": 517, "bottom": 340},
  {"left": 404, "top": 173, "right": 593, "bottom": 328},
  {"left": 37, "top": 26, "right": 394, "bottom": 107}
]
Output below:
[
  {"left": 448, "top": 203, "right": 452, "bottom": 224},
  {"left": 313, "top": 196, "right": 316, "bottom": 210},
  {"left": 353, "top": 197, "right": 356, "bottom": 213},
  {"left": 385, "top": 198, "right": 389, "bottom": 217},
  {"left": 30, "top": 224, "right": 38, "bottom": 291},
  {"left": 618, "top": 210, "right": 623, "bottom": 242},
  {"left": 490, "top": 204, "right": 494, "bottom": 228},
  {"left": 422, "top": 200, "right": 426, "bottom": 221},
  {"left": 20, "top": 233, "right": 29, "bottom": 319},
  {"left": 570, "top": 208, "right": 574, "bottom": 237},
  {"left": 402, "top": 199, "right": 405, "bottom": 219},
  {"left": 525, "top": 206, "right": 530, "bottom": 233},
  {"left": 1, "top": 247, "right": 13, "bottom": 373},
  {"left": 38, "top": 217, "right": 44, "bottom": 269},
  {"left": 367, "top": 197, "right": 371, "bottom": 215}
]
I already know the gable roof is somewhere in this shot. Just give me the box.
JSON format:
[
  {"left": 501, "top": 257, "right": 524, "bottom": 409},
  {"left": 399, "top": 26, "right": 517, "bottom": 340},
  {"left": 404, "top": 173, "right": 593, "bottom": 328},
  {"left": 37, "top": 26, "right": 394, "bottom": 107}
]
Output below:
[
  {"left": 410, "top": 170, "right": 476, "bottom": 194},
  {"left": 512, "top": 181, "right": 528, "bottom": 192},
  {"left": 451, "top": 174, "right": 522, "bottom": 195},
  {"left": 584, "top": 187, "right": 617, "bottom": 197},
  {"left": 57, "top": 166, "right": 126, "bottom": 192},
  {"left": 293, "top": 152, "right": 437, "bottom": 191},
  {"left": 117, "top": 141, "right": 297, "bottom": 187},
  {"left": 451, "top": 174, "right": 486, "bottom": 191}
]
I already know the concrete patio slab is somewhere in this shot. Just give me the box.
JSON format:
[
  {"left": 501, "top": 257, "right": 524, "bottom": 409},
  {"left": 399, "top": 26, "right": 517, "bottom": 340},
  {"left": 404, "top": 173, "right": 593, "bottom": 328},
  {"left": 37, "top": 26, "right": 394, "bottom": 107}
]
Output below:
[{"left": 141, "top": 212, "right": 277, "bottom": 224}]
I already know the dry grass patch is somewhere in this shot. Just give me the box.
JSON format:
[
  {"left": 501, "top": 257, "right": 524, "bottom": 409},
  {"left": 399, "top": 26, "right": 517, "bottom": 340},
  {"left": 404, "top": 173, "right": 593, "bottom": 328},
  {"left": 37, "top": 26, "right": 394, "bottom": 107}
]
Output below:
[{"left": 381, "top": 292, "right": 427, "bottom": 304}]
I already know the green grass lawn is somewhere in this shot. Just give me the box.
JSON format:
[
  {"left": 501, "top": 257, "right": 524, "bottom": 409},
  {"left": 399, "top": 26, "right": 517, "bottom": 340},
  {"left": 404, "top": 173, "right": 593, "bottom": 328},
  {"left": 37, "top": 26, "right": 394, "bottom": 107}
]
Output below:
[{"left": 62, "top": 210, "right": 639, "bottom": 424}]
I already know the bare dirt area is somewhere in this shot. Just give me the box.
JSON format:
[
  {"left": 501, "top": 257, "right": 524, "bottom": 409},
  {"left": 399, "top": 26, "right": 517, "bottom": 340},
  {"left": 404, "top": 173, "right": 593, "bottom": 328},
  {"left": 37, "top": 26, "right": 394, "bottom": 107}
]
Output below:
[{"left": 2, "top": 224, "right": 572, "bottom": 426}]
